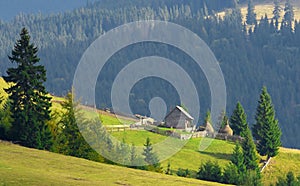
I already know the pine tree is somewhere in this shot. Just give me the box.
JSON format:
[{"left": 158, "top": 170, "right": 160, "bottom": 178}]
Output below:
[
  {"left": 130, "top": 143, "right": 137, "bottom": 167},
  {"left": 282, "top": 0, "right": 294, "bottom": 28},
  {"left": 142, "top": 137, "right": 162, "bottom": 172},
  {"left": 217, "top": 110, "right": 226, "bottom": 130},
  {"left": 273, "top": 0, "right": 281, "bottom": 29},
  {"left": 197, "top": 161, "right": 222, "bottom": 182},
  {"left": 253, "top": 86, "right": 281, "bottom": 159},
  {"left": 4, "top": 28, "right": 52, "bottom": 149},
  {"left": 231, "top": 143, "right": 246, "bottom": 174},
  {"left": 230, "top": 102, "right": 248, "bottom": 137},
  {"left": 246, "top": 0, "right": 257, "bottom": 25},
  {"left": 56, "top": 90, "right": 99, "bottom": 160},
  {"left": 204, "top": 110, "right": 212, "bottom": 124},
  {"left": 222, "top": 163, "right": 239, "bottom": 185},
  {"left": 224, "top": 143, "right": 247, "bottom": 185},
  {"left": 242, "top": 127, "right": 259, "bottom": 171},
  {"left": 221, "top": 114, "right": 228, "bottom": 129}
]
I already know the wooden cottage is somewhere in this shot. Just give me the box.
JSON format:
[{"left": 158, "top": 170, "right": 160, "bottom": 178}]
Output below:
[{"left": 164, "top": 106, "right": 195, "bottom": 131}]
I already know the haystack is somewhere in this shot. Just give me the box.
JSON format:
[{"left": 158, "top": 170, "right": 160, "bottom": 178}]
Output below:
[{"left": 219, "top": 120, "right": 233, "bottom": 136}]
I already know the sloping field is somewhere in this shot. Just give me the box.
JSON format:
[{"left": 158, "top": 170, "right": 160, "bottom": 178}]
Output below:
[{"left": 0, "top": 141, "right": 226, "bottom": 186}]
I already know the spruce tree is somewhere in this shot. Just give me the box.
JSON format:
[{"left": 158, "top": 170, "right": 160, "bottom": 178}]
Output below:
[
  {"left": 282, "top": 0, "right": 294, "bottom": 28},
  {"left": 129, "top": 143, "right": 138, "bottom": 167},
  {"left": 142, "top": 137, "right": 162, "bottom": 172},
  {"left": 217, "top": 110, "right": 226, "bottom": 130},
  {"left": 221, "top": 114, "right": 228, "bottom": 130},
  {"left": 56, "top": 90, "right": 100, "bottom": 160},
  {"left": 204, "top": 110, "right": 211, "bottom": 124},
  {"left": 222, "top": 163, "right": 239, "bottom": 185},
  {"left": 246, "top": 0, "right": 257, "bottom": 25},
  {"left": 242, "top": 127, "right": 259, "bottom": 171},
  {"left": 231, "top": 143, "right": 246, "bottom": 175},
  {"left": 253, "top": 86, "right": 281, "bottom": 159},
  {"left": 4, "top": 28, "right": 52, "bottom": 149},
  {"left": 197, "top": 161, "right": 222, "bottom": 182},
  {"left": 273, "top": 0, "right": 281, "bottom": 29},
  {"left": 230, "top": 102, "right": 248, "bottom": 137}
]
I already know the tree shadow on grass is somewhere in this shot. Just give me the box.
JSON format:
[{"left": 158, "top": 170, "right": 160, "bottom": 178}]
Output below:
[{"left": 198, "top": 151, "right": 231, "bottom": 161}]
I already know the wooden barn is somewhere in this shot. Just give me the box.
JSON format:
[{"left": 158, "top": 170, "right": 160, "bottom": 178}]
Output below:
[{"left": 164, "top": 106, "right": 195, "bottom": 131}]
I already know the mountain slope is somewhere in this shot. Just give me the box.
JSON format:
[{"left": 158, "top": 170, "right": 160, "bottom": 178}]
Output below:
[{"left": 0, "top": 141, "right": 226, "bottom": 186}]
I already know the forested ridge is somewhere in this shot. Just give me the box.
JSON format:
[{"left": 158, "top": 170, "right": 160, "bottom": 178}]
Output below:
[{"left": 0, "top": 0, "right": 299, "bottom": 148}]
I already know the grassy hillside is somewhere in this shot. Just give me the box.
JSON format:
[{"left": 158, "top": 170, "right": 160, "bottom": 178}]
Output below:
[
  {"left": 112, "top": 130, "right": 300, "bottom": 185},
  {"left": 0, "top": 77, "right": 136, "bottom": 126},
  {"left": 1, "top": 78, "right": 300, "bottom": 185},
  {"left": 0, "top": 141, "right": 226, "bottom": 186}
]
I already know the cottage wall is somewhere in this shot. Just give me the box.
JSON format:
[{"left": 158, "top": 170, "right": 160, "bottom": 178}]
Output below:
[{"left": 165, "top": 108, "right": 191, "bottom": 129}]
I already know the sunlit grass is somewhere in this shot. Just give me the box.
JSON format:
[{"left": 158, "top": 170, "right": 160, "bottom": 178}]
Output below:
[
  {"left": 218, "top": 3, "right": 300, "bottom": 24},
  {"left": 0, "top": 141, "right": 226, "bottom": 186}
]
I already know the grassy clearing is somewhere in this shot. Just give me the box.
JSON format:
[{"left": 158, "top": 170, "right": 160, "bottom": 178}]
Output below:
[
  {"left": 112, "top": 130, "right": 235, "bottom": 171},
  {"left": 218, "top": 3, "right": 300, "bottom": 23},
  {"left": 0, "top": 141, "right": 226, "bottom": 186},
  {"left": 110, "top": 130, "right": 167, "bottom": 146},
  {"left": 161, "top": 137, "right": 234, "bottom": 172},
  {"left": 241, "top": 3, "right": 300, "bottom": 23},
  {"left": 99, "top": 113, "right": 135, "bottom": 125}
]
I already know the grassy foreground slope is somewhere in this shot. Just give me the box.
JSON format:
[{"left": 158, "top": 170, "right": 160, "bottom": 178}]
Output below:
[{"left": 0, "top": 141, "right": 226, "bottom": 186}]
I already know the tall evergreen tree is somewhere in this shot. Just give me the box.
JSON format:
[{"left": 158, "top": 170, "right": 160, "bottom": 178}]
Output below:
[
  {"left": 225, "top": 143, "right": 247, "bottom": 185},
  {"left": 253, "top": 86, "right": 281, "bottom": 159},
  {"left": 222, "top": 163, "right": 239, "bottom": 185},
  {"left": 55, "top": 90, "right": 101, "bottom": 161},
  {"left": 282, "top": 0, "right": 294, "bottom": 29},
  {"left": 220, "top": 114, "right": 228, "bottom": 129},
  {"left": 246, "top": 0, "right": 257, "bottom": 25},
  {"left": 230, "top": 102, "right": 248, "bottom": 137},
  {"left": 204, "top": 110, "right": 211, "bottom": 124},
  {"left": 231, "top": 143, "right": 246, "bottom": 174},
  {"left": 273, "top": 0, "right": 281, "bottom": 29},
  {"left": 4, "top": 28, "right": 52, "bottom": 149},
  {"left": 242, "top": 127, "right": 259, "bottom": 171},
  {"left": 217, "top": 110, "right": 226, "bottom": 129},
  {"left": 142, "top": 137, "right": 162, "bottom": 172}
]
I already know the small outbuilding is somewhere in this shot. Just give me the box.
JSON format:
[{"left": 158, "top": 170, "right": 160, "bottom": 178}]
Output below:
[{"left": 164, "top": 106, "right": 195, "bottom": 131}]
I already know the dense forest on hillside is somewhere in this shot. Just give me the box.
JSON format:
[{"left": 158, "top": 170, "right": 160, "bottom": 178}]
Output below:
[{"left": 0, "top": 0, "right": 299, "bottom": 148}]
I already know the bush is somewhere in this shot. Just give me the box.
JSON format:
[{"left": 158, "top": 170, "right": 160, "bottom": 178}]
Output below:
[
  {"left": 176, "top": 168, "right": 190, "bottom": 177},
  {"left": 222, "top": 163, "right": 239, "bottom": 184},
  {"left": 197, "top": 161, "right": 222, "bottom": 182}
]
